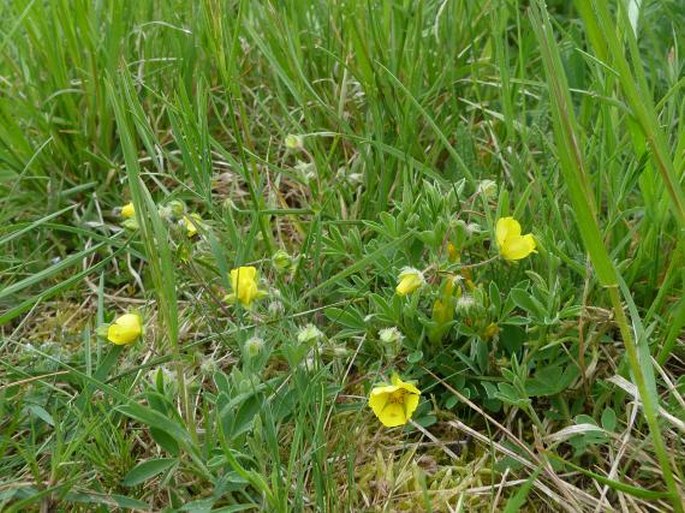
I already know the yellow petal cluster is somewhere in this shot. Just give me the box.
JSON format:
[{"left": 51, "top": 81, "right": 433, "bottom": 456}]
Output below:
[
  {"left": 121, "top": 202, "right": 135, "bottom": 219},
  {"left": 368, "top": 374, "right": 421, "bottom": 427},
  {"left": 395, "top": 267, "right": 425, "bottom": 296},
  {"left": 107, "top": 313, "right": 142, "bottom": 345},
  {"left": 226, "top": 266, "right": 266, "bottom": 308},
  {"left": 495, "top": 217, "right": 536, "bottom": 261}
]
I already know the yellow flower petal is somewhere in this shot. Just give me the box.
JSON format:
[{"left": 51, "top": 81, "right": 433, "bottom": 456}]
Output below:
[
  {"left": 495, "top": 217, "right": 521, "bottom": 248},
  {"left": 496, "top": 217, "right": 536, "bottom": 261},
  {"left": 395, "top": 268, "right": 424, "bottom": 296},
  {"left": 403, "top": 392, "right": 420, "bottom": 420},
  {"left": 121, "top": 202, "right": 135, "bottom": 219},
  {"left": 228, "top": 266, "right": 265, "bottom": 308},
  {"left": 500, "top": 233, "right": 536, "bottom": 261},
  {"left": 368, "top": 388, "right": 392, "bottom": 416},
  {"left": 370, "top": 384, "right": 401, "bottom": 398},
  {"left": 183, "top": 214, "right": 203, "bottom": 237},
  {"left": 377, "top": 402, "right": 408, "bottom": 427},
  {"left": 107, "top": 313, "right": 142, "bottom": 345},
  {"left": 390, "top": 374, "right": 421, "bottom": 395}
]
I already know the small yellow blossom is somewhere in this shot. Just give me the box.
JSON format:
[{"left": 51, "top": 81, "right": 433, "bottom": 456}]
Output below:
[
  {"left": 107, "top": 313, "right": 142, "bottom": 345},
  {"left": 369, "top": 374, "right": 421, "bottom": 427},
  {"left": 182, "top": 213, "right": 203, "bottom": 238},
  {"left": 121, "top": 202, "right": 135, "bottom": 219},
  {"left": 225, "top": 266, "right": 267, "bottom": 308},
  {"left": 395, "top": 267, "right": 425, "bottom": 296},
  {"left": 495, "top": 217, "right": 536, "bottom": 261}
]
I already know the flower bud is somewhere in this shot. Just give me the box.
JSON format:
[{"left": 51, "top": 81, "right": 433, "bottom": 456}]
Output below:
[
  {"left": 182, "top": 213, "right": 203, "bottom": 238},
  {"left": 395, "top": 267, "right": 425, "bottom": 296},
  {"left": 168, "top": 200, "right": 186, "bottom": 219},
  {"left": 378, "top": 327, "right": 403, "bottom": 358},
  {"left": 244, "top": 336, "right": 265, "bottom": 358},
  {"left": 476, "top": 179, "right": 497, "bottom": 199},
  {"left": 272, "top": 249, "right": 293, "bottom": 273},
  {"left": 121, "top": 202, "right": 135, "bottom": 219},
  {"left": 121, "top": 218, "right": 139, "bottom": 231},
  {"left": 447, "top": 242, "right": 459, "bottom": 263},
  {"left": 379, "top": 327, "right": 403, "bottom": 345},
  {"left": 285, "top": 134, "right": 304, "bottom": 150},
  {"left": 268, "top": 300, "right": 285, "bottom": 317},
  {"left": 455, "top": 294, "right": 476, "bottom": 315},
  {"left": 432, "top": 298, "right": 453, "bottom": 326},
  {"left": 200, "top": 358, "right": 219, "bottom": 376},
  {"left": 297, "top": 324, "right": 323, "bottom": 344},
  {"left": 105, "top": 313, "right": 142, "bottom": 345}
]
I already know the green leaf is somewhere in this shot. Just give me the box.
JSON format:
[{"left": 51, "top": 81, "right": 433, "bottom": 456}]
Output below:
[
  {"left": 601, "top": 408, "right": 617, "bottom": 432},
  {"left": 495, "top": 383, "right": 530, "bottom": 409},
  {"left": 503, "top": 467, "right": 542, "bottom": 513},
  {"left": 525, "top": 364, "right": 579, "bottom": 397},
  {"left": 117, "top": 404, "right": 192, "bottom": 447},
  {"left": 324, "top": 306, "right": 366, "bottom": 330},
  {"left": 27, "top": 405, "right": 55, "bottom": 426},
  {"left": 509, "top": 288, "right": 546, "bottom": 321},
  {"left": 499, "top": 325, "right": 525, "bottom": 355},
  {"left": 150, "top": 427, "right": 180, "bottom": 457},
  {"left": 547, "top": 452, "right": 671, "bottom": 500},
  {"left": 407, "top": 350, "right": 423, "bottom": 364},
  {"left": 65, "top": 491, "right": 149, "bottom": 510},
  {"left": 122, "top": 458, "right": 178, "bottom": 487}
]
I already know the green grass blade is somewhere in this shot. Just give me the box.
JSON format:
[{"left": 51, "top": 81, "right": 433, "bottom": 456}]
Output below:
[{"left": 530, "top": 3, "right": 682, "bottom": 510}]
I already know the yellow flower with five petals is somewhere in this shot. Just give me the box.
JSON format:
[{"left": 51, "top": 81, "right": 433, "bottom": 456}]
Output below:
[
  {"left": 368, "top": 374, "right": 421, "bottom": 427},
  {"left": 495, "top": 217, "right": 536, "bottom": 261}
]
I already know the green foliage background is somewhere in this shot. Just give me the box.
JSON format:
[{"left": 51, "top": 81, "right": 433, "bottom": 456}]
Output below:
[{"left": 1, "top": 0, "right": 684, "bottom": 511}]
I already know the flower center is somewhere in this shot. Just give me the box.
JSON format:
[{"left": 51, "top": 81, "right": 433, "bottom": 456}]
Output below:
[{"left": 388, "top": 389, "right": 410, "bottom": 404}]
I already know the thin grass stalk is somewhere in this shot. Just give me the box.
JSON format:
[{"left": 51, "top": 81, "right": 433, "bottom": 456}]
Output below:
[
  {"left": 107, "top": 75, "right": 198, "bottom": 446},
  {"left": 582, "top": 0, "right": 685, "bottom": 227},
  {"left": 530, "top": 3, "right": 682, "bottom": 510}
]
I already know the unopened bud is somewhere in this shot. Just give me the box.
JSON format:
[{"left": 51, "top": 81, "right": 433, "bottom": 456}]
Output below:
[
  {"left": 455, "top": 294, "right": 476, "bottom": 315},
  {"left": 285, "top": 134, "right": 304, "bottom": 150},
  {"left": 244, "top": 336, "right": 265, "bottom": 358},
  {"left": 379, "top": 327, "right": 403, "bottom": 345},
  {"left": 272, "top": 249, "right": 293, "bottom": 273},
  {"left": 297, "top": 324, "right": 323, "bottom": 344},
  {"left": 476, "top": 179, "right": 497, "bottom": 199}
]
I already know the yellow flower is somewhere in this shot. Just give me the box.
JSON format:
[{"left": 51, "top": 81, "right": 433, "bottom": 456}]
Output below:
[
  {"left": 395, "top": 267, "right": 425, "bottom": 296},
  {"left": 121, "top": 202, "right": 135, "bottom": 219},
  {"left": 107, "top": 313, "right": 142, "bottom": 345},
  {"left": 225, "top": 266, "right": 267, "bottom": 308},
  {"left": 182, "top": 213, "right": 203, "bottom": 237},
  {"left": 369, "top": 374, "right": 421, "bottom": 427},
  {"left": 495, "top": 217, "right": 536, "bottom": 261}
]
